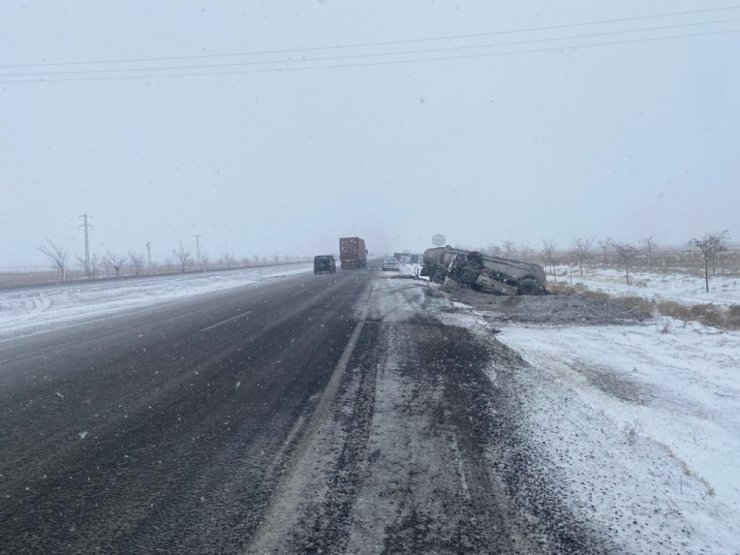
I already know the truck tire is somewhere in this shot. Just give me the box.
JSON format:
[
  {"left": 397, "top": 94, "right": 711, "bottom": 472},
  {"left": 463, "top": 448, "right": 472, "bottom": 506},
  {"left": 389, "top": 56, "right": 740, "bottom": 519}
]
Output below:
[
  {"left": 458, "top": 266, "right": 479, "bottom": 285},
  {"left": 517, "top": 277, "right": 544, "bottom": 295},
  {"left": 467, "top": 251, "right": 485, "bottom": 267}
]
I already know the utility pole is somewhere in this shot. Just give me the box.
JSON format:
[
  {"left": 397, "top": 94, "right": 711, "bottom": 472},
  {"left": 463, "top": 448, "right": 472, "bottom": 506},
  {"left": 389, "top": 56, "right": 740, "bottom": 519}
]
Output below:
[
  {"left": 145, "top": 242, "right": 152, "bottom": 268},
  {"left": 79, "top": 214, "right": 92, "bottom": 278},
  {"left": 195, "top": 235, "right": 201, "bottom": 266}
]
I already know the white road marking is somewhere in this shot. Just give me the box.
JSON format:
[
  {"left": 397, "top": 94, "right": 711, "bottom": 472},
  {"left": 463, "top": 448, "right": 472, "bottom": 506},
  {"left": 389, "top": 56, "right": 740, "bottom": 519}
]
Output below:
[
  {"left": 199, "top": 311, "right": 253, "bottom": 332},
  {"left": 307, "top": 319, "right": 364, "bottom": 428}
]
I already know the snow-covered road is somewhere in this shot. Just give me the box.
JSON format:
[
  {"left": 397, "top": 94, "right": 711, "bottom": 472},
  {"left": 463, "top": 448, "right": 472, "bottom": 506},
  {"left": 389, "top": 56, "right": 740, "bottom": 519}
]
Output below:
[{"left": 0, "top": 264, "right": 313, "bottom": 339}]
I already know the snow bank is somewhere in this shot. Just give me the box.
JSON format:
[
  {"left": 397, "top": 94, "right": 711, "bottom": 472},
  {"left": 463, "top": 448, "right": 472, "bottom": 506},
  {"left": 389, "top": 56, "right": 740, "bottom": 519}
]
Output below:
[{"left": 0, "top": 264, "right": 312, "bottom": 339}]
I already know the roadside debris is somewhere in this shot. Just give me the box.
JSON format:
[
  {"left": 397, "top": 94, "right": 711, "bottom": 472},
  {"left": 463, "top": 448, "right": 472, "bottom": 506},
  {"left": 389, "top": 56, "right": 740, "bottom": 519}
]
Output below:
[{"left": 420, "top": 247, "right": 547, "bottom": 295}]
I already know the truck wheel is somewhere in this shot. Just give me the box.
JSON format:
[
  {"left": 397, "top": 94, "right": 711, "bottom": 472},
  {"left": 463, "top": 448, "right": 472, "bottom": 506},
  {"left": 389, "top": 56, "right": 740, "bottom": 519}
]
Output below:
[
  {"left": 458, "top": 266, "right": 479, "bottom": 285},
  {"left": 467, "top": 251, "right": 485, "bottom": 267},
  {"left": 517, "top": 278, "right": 544, "bottom": 295}
]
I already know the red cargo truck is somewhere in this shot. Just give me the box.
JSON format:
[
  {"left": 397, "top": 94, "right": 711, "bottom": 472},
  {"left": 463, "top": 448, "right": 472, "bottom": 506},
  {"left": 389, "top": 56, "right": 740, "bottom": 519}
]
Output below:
[{"left": 339, "top": 237, "right": 367, "bottom": 269}]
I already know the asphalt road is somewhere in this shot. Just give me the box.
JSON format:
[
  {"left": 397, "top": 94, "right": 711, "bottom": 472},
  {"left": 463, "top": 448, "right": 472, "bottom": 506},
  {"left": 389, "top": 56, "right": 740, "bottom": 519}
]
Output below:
[
  {"left": 0, "top": 269, "right": 368, "bottom": 553},
  {"left": 1, "top": 268, "right": 607, "bottom": 554}
]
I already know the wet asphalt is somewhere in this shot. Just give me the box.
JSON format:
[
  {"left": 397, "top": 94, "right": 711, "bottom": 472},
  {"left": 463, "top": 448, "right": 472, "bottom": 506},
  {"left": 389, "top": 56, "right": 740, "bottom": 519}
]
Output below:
[
  {"left": 0, "top": 269, "right": 368, "bottom": 554},
  {"left": 0, "top": 269, "right": 611, "bottom": 555}
]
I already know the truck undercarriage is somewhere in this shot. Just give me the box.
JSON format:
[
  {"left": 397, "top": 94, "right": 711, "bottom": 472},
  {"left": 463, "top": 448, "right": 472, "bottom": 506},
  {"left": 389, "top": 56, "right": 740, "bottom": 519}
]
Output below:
[{"left": 420, "top": 247, "right": 547, "bottom": 295}]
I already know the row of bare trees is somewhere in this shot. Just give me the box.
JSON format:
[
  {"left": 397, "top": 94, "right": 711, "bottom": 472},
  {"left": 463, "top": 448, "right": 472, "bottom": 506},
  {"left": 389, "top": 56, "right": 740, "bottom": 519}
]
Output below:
[
  {"left": 36, "top": 241, "right": 146, "bottom": 280},
  {"left": 537, "top": 232, "right": 729, "bottom": 292},
  {"left": 35, "top": 239, "right": 309, "bottom": 282},
  {"left": 472, "top": 231, "right": 730, "bottom": 292}
]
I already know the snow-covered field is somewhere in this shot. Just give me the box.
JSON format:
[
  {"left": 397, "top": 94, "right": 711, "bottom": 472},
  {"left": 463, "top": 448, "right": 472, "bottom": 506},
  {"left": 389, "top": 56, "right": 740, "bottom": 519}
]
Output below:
[
  {"left": 497, "top": 320, "right": 740, "bottom": 554},
  {"left": 434, "top": 291, "right": 740, "bottom": 553},
  {"left": 564, "top": 266, "right": 740, "bottom": 308},
  {"left": 0, "top": 264, "right": 312, "bottom": 340}
]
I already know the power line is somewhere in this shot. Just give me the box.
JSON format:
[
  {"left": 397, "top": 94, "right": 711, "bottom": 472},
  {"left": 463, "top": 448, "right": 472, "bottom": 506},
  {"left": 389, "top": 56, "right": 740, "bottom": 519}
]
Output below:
[
  {"left": 2, "top": 27, "right": 738, "bottom": 85},
  {"left": 1, "top": 4, "right": 739, "bottom": 69},
  {"left": 3, "top": 17, "right": 737, "bottom": 79}
]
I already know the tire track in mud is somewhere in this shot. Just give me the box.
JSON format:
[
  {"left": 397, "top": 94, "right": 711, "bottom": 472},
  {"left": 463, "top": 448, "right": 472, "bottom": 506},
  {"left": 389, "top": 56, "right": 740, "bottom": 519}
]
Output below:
[{"left": 375, "top": 318, "right": 520, "bottom": 554}]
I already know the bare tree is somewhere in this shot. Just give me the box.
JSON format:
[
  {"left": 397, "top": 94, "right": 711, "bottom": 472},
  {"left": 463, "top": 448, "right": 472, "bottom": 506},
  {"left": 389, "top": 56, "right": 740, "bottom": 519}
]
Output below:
[
  {"left": 104, "top": 252, "right": 128, "bottom": 278},
  {"left": 598, "top": 238, "right": 612, "bottom": 265},
  {"left": 272, "top": 252, "right": 280, "bottom": 264},
  {"left": 689, "top": 231, "right": 729, "bottom": 292},
  {"left": 129, "top": 251, "right": 145, "bottom": 275},
  {"left": 610, "top": 242, "right": 638, "bottom": 285},
  {"left": 37, "top": 240, "right": 68, "bottom": 281},
  {"left": 485, "top": 243, "right": 502, "bottom": 256},
  {"left": 221, "top": 254, "right": 236, "bottom": 269},
  {"left": 572, "top": 237, "right": 593, "bottom": 277},
  {"left": 541, "top": 240, "right": 557, "bottom": 283},
  {"left": 173, "top": 245, "right": 192, "bottom": 273},
  {"left": 89, "top": 253, "right": 100, "bottom": 278},
  {"left": 502, "top": 240, "right": 516, "bottom": 258},
  {"left": 76, "top": 253, "right": 100, "bottom": 278},
  {"left": 519, "top": 244, "right": 533, "bottom": 262},
  {"left": 101, "top": 255, "right": 112, "bottom": 277},
  {"left": 642, "top": 236, "right": 657, "bottom": 270}
]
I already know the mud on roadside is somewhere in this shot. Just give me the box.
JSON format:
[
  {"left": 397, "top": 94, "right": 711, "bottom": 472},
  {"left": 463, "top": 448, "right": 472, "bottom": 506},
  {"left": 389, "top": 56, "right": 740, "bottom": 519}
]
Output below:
[{"left": 440, "top": 286, "right": 650, "bottom": 326}]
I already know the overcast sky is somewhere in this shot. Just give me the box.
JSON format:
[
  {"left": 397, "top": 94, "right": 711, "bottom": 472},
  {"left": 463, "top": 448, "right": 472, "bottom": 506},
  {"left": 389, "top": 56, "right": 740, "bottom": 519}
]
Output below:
[{"left": 1, "top": 1, "right": 738, "bottom": 267}]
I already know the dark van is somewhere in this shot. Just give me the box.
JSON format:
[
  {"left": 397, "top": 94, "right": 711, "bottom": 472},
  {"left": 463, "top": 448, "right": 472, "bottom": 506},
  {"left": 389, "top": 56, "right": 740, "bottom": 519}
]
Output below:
[{"left": 314, "top": 255, "right": 336, "bottom": 274}]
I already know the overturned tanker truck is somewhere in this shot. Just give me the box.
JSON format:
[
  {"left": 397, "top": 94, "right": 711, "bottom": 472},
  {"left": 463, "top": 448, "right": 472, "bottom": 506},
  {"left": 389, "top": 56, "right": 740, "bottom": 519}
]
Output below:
[{"left": 420, "top": 247, "right": 547, "bottom": 295}]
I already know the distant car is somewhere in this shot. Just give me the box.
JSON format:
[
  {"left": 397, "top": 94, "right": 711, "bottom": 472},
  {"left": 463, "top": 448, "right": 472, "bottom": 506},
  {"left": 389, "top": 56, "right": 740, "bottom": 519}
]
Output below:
[
  {"left": 381, "top": 257, "right": 400, "bottom": 271},
  {"left": 314, "top": 255, "right": 336, "bottom": 274}
]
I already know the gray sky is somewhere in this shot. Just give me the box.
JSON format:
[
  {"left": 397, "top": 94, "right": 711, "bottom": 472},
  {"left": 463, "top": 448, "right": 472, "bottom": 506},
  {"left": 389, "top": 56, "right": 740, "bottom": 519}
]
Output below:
[{"left": 1, "top": 1, "right": 738, "bottom": 267}]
